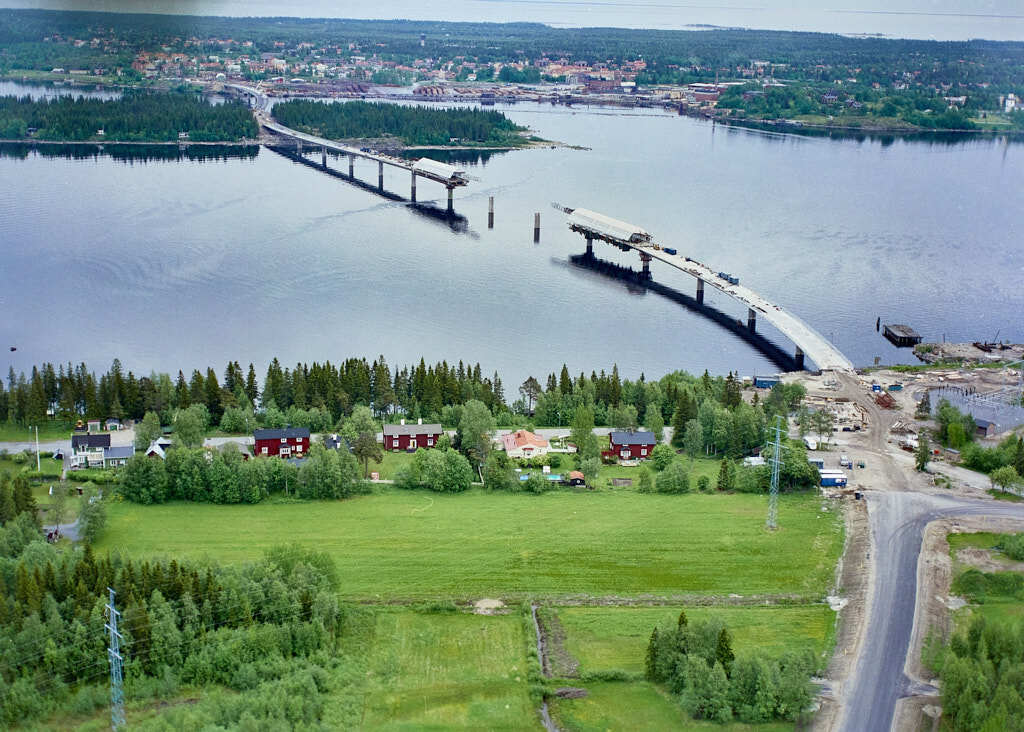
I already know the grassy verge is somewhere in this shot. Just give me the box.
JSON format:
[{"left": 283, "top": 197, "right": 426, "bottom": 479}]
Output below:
[
  {"left": 556, "top": 605, "right": 835, "bottom": 675},
  {"left": 95, "top": 488, "right": 842, "bottom": 601},
  {"left": 949, "top": 531, "right": 1024, "bottom": 630},
  {"left": 549, "top": 681, "right": 793, "bottom": 732}
]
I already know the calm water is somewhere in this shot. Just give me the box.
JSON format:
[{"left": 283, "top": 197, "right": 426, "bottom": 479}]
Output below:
[
  {"left": 8, "top": 1, "right": 1024, "bottom": 40},
  {"left": 1, "top": 95, "right": 1022, "bottom": 385}
]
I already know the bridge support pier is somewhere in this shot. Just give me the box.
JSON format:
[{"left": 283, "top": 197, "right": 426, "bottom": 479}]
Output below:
[
  {"left": 585, "top": 236, "right": 593, "bottom": 256},
  {"left": 411, "top": 172, "right": 417, "bottom": 202},
  {"left": 378, "top": 161, "right": 384, "bottom": 190},
  {"left": 747, "top": 308, "right": 757, "bottom": 332},
  {"left": 696, "top": 278, "right": 704, "bottom": 304},
  {"left": 447, "top": 186, "right": 454, "bottom": 212},
  {"left": 534, "top": 212, "right": 541, "bottom": 242},
  {"left": 639, "top": 251, "right": 652, "bottom": 279},
  {"left": 321, "top": 146, "right": 327, "bottom": 168},
  {"left": 488, "top": 196, "right": 494, "bottom": 229},
  {"left": 349, "top": 154, "right": 354, "bottom": 178},
  {"left": 795, "top": 347, "right": 805, "bottom": 370},
  {"left": 296, "top": 140, "right": 302, "bottom": 155}
]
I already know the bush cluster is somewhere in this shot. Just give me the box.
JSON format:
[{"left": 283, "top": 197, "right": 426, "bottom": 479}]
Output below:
[{"left": 645, "top": 612, "right": 816, "bottom": 723}]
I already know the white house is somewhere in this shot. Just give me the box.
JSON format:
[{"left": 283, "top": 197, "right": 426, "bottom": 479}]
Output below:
[
  {"left": 70, "top": 433, "right": 110, "bottom": 469},
  {"left": 501, "top": 429, "right": 550, "bottom": 459}
]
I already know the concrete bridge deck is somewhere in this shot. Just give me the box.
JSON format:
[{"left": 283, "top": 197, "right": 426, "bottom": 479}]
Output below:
[
  {"left": 224, "top": 83, "right": 470, "bottom": 192},
  {"left": 642, "top": 246, "right": 855, "bottom": 372},
  {"left": 562, "top": 206, "right": 855, "bottom": 373}
]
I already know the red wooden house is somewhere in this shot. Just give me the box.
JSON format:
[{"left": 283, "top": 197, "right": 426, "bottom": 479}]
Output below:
[
  {"left": 253, "top": 427, "right": 310, "bottom": 458},
  {"left": 606, "top": 430, "right": 656, "bottom": 460},
  {"left": 383, "top": 419, "right": 443, "bottom": 452}
]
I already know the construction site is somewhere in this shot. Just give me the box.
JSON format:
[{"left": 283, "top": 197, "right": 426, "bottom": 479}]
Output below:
[{"left": 774, "top": 357, "right": 1024, "bottom": 732}]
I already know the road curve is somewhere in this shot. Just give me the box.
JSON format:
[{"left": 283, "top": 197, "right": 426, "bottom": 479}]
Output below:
[{"left": 841, "top": 491, "right": 1024, "bottom": 732}]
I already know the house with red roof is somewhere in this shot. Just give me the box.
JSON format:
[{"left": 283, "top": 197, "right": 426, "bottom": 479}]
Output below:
[{"left": 501, "top": 429, "right": 549, "bottom": 459}]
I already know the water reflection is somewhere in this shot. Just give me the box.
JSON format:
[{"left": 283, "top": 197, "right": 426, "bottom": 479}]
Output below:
[
  {"left": 0, "top": 142, "right": 260, "bottom": 163},
  {"left": 267, "top": 144, "right": 472, "bottom": 234},
  {"left": 719, "top": 120, "right": 1023, "bottom": 148},
  {"left": 399, "top": 148, "right": 507, "bottom": 166},
  {"left": 565, "top": 251, "right": 800, "bottom": 372}
]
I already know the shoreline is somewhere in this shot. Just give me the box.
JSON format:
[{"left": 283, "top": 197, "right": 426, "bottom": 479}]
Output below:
[
  {"left": 3, "top": 74, "right": 1020, "bottom": 142},
  {"left": 0, "top": 138, "right": 257, "bottom": 146}
]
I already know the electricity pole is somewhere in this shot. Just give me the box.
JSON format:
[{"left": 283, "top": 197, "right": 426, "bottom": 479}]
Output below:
[
  {"left": 105, "top": 588, "right": 125, "bottom": 730},
  {"left": 766, "top": 415, "right": 785, "bottom": 531}
]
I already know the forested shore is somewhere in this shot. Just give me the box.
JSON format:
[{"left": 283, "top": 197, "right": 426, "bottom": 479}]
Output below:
[
  {"left": 272, "top": 99, "right": 531, "bottom": 147},
  {"left": 0, "top": 92, "right": 257, "bottom": 142}
]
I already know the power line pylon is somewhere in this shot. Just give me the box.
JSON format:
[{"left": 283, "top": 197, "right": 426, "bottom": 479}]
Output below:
[{"left": 105, "top": 587, "right": 125, "bottom": 730}]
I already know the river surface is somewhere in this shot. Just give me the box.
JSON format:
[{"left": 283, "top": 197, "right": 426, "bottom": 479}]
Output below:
[{"left": 1, "top": 88, "right": 1022, "bottom": 386}]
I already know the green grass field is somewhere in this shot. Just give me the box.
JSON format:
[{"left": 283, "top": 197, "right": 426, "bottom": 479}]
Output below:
[
  {"left": 360, "top": 611, "right": 537, "bottom": 730},
  {"left": 948, "top": 532, "right": 1003, "bottom": 554},
  {"left": 549, "top": 681, "right": 793, "bottom": 732},
  {"left": 0, "top": 421, "right": 74, "bottom": 443},
  {"left": 95, "top": 489, "right": 842, "bottom": 601},
  {"left": 556, "top": 605, "right": 835, "bottom": 674}
]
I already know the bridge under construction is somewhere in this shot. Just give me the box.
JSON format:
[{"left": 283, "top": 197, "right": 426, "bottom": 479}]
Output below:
[
  {"left": 558, "top": 205, "right": 856, "bottom": 373},
  {"left": 225, "top": 83, "right": 470, "bottom": 210}
]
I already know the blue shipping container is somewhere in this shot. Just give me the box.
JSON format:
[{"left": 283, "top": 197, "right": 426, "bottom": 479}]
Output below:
[
  {"left": 821, "top": 476, "right": 847, "bottom": 487},
  {"left": 663, "top": 247, "right": 677, "bottom": 255}
]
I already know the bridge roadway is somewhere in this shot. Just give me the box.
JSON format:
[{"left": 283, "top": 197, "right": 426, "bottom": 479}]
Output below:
[
  {"left": 641, "top": 246, "right": 855, "bottom": 372},
  {"left": 564, "top": 207, "right": 855, "bottom": 373},
  {"left": 223, "top": 83, "right": 469, "bottom": 192}
]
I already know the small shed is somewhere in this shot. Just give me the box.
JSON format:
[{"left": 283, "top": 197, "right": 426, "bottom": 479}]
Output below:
[
  {"left": 975, "top": 418, "right": 997, "bottom": 438},
  {"left": 566, "top": 470, "right": 585, "bottom": 487}
]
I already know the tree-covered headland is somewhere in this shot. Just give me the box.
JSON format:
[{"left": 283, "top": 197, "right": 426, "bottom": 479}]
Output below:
[
  {"left": 0, "top": 92, "right": 257, "bottom": 141},
  {"left": 272, "top": 99, "right": 530, "bottom": 147}
]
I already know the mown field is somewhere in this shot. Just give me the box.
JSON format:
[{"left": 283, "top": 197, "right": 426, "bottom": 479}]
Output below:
[
  {"left": 95, "top": 488, "right": 843, "bottom": 601},
  {"left": 358, "top": 611, "right": 536, "bottom": 730}
]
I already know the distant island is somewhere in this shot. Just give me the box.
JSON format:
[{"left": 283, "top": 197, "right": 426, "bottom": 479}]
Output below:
[
  {"left": 0, "top": 92, "right": 256, "bottom": 142},
  {"left": 271, "top": 99, "right": 539, "bottom": 149}
]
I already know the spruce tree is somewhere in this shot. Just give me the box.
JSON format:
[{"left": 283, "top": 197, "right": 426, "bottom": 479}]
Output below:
[
  {"left": 671, "top": 393, "right": 688, "bottom": 447},
  {"left": 11, "top": 476, "right": 38, "bottom": 524},
  {"left": 645, "top": 628, "right": 660, "bottom": 680},
  {"left": 716, "top": 627, "right": 735, "bottom": 678},
  {"left": 0, "top": 478, "right": 15, "bottom": 525},
  {"left": 716, "top": 459, "right": 735, "bottom": 492}
]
